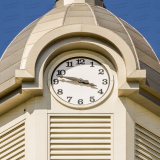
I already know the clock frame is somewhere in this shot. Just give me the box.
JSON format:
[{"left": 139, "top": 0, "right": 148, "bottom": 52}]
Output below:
[{"left": 48, "top": 50, "right": 114, "bottom": 109}]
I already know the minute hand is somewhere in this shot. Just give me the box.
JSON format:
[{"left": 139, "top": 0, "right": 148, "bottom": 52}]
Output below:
[
  {"left": 57, "top": 75, "right": 89, "bottom": 83},
  {"left": 57, "top": 75, "right": 81, "bottom": 82},
  {"left": 57, "top": 75, "right": 96, "bottom": 86}
]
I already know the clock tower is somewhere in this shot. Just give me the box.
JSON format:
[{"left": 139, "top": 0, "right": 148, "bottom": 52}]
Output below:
[{"left": 0, "top": 0, "right": 160, "bottom": 160}]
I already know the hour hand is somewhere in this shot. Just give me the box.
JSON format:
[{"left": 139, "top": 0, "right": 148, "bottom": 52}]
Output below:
[{"left": 89, "top": 83, "right": 97, "bottom": 87}]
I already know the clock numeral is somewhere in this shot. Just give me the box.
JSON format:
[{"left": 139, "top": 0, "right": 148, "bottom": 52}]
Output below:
[
  {"left": 90, "top": 96, "right": 95, "bottom": 102},
  {"left": 67, "top": 97, "right": 72, "bottom": 102},
  {"left": 90, "top": 62, "right": 94, "bottom": 67},
  {"left": 98, "top": 89, "right": 103, "bottom": 94},
  {"left": 52, "top": 79, "right": 59, "bottom": 85},
  {"left": 102, "top": 79, "right": 108, "bottom": 85},
  {"left": 99, "top": 69, "right": 104, "bottom": 75},
  {"left": 57, "top": 89, "right": 63, "bottom": 95},
  {"left": 57, "top": 70, "right": 66, "bottom": 75},
  {"left": 78, "top": 99, "right": 83, "bottom": 105},
  {"left": 66, "top": 61, "right": 73, "bottom": 67},
  {"left": 76, "top": 59, "right": 85, "bottom": 65}
]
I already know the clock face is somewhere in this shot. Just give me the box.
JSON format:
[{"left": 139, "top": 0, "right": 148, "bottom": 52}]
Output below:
[{"left": 51, "top": 57, "right": 110, "bottom": 106}]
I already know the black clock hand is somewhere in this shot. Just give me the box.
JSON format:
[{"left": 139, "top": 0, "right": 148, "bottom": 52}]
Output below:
[
  {"left": 89, "top": 83, "right": 97, "bottom": 87},
  {"left": 57, "top": 75, "right": 89, "bottom": 84},
  {"left": 78, "top": 79, "right": 97, "bottom": 87},
  {"left": 57, "top": 75, "right": 96, "bottom": 86},
  {"left": 57, "top": 75, "right": 80, "bottom": 81},
  {"left": 78, "top": 78, "right": 89, "bottom": 84}
]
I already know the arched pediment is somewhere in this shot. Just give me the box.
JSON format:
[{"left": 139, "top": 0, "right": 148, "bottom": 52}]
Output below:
[{"left": 24, "top": 24, "right": 139, "bottom": 78}]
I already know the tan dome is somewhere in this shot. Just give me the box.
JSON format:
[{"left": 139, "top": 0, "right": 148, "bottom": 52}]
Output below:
[{"left": 0, "top": 2, "right": 160, "bottom": 96}]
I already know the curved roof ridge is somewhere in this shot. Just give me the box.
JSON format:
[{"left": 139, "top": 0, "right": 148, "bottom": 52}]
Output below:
[
  {"left": 19, "top": 12, "right": 49, "bottom": 69},
  {"left": 0, "top": 18, "right": 40, "bottom": 61},
  {"left": 118, "top": 18, "right": 142, "bottom": 37},
  {"left": 62, "top": 4, "right": 72, "bottom": 25},
  {"left": 63, "top": 3, "right": 97, "bottom": 26},
  {"left": 20, "top": 5, "right": 69, "bottom": 69},
  {"left": 86, "top": 3, "right": 98, "bottom": 25},
  {"left": 119, "top": 18, "right": 154, "bottom": 50},
  {"left": 109, "top": 14, "right": 140, "bottom": 69},
  {"left": 119, "top": 18, "right": 160, "bottom": 63},
  {"left": 90, "top": 5, "right": 140, "bottom": 69},
  {"left": 142, "top": 36, "right": 160, "bottom": 62}
]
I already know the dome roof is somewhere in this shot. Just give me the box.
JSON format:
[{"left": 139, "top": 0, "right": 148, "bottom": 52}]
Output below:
[{"left": 0, "top": 2, "right": 160, "bottom": 96}]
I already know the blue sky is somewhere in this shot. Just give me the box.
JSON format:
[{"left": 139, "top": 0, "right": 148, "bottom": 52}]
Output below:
[{"left": 0, "top": 0, "right": 160, "bottom": 59}]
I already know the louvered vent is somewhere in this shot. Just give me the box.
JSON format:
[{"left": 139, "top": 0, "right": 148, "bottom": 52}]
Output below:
[
  {"left": 0, "top": 121, "right": 25, "bottom": 160},
  {"left": 135, "top": 123, "right": 160, "bottom": 160},
  {"left": 49, "top": 114, "right": 112, "bottom": 160}
]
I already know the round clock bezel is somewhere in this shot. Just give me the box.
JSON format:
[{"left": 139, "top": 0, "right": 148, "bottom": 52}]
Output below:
[{"left": 48, "top": 50, "right": 114, "bottom": 109}]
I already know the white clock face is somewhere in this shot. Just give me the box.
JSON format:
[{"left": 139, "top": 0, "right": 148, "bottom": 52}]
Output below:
[{"left": 51, "top": 57, "right": 110, "bottom": 105}]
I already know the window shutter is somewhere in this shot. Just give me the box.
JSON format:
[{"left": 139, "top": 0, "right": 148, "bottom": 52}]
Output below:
[
  {"left": 49, "top": 114, "right": 112, "bottom": 160},
  {"left": 0, "top": 121, "right": 25, "bottom": 160},
  {"left": 135, "top": 123, "right": 160, "bottom": 160}
]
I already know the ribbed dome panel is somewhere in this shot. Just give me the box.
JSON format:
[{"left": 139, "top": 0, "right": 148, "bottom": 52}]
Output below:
[
  {"left": 0, "top": 19, "right": 39, "bottom": 85},
  {"left": 64, "top": 4, "right": 96, "bottom": 26},
  {"left": 91, "top": 6, "right": 136, "bottom": 62}
]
